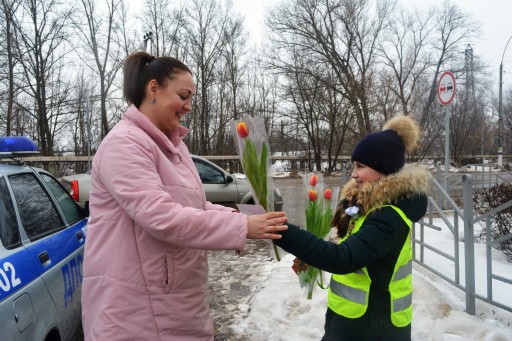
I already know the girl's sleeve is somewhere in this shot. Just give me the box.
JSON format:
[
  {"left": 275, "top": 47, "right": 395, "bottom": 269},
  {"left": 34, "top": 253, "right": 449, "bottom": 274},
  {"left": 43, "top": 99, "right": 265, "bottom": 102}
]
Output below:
[{"left": 275, "top": 207, "right": 409, "bottom": 274}]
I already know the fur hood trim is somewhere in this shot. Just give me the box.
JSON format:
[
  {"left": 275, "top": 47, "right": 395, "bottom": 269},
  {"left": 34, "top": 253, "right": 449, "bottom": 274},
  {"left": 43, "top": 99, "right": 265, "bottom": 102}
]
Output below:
[{"left": 339, "top": 163, "right": 431, "bottom": 215}]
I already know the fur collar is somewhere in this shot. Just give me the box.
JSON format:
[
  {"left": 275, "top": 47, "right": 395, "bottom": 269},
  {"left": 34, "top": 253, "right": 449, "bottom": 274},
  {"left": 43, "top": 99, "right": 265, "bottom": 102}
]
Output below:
[{"left": 338, "top": 163, "right": 431, "bottom": 215}]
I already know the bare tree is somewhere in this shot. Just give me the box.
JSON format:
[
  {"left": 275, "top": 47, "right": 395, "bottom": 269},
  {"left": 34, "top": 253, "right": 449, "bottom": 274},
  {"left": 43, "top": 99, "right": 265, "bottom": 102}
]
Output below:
[
  {"left": 9, "top": 94, "right": 37, "bottom": 137},
  {"left": 504, "top": 88, "right": 512, "bottom": 154},
  {"left": 283, "top": 52, "right": 324, "bottom": 171},
  {"left": 372, "top": 71, "right": 401, "bottom": 121},
  {"left": 0, "top": 0, "right": 21, "bottom": 135},
  {"left": 74, "top": 0, "right": 127, "bottom": 139},
  {"left": 240, "top": 53, "right": 283, "bottom": 149},
  {"left": 223, "top": 12, "right": 247, "bottom": 122},
  {"left": 450, "top": 89, "right": 486, "bottom": 162},
  {"left": 318, "top": 71, "right": 354, "bottom": 173},
  {"left": 183, "top": 0, "right": 236, "bottom": 155},
  {"left": 65, "top": 71, "right": 98, "bottom": 172},
  {"left": 13, "top": 0, "right": 74, "bottom": 155},
  {"left": 266, "top": 0, "right": 395, "bottom": 139},
  {"left": 269, "top": 42, "right": 342, "bottom": 172},
  {"left": 139, "top": 0, "right": 185, "bottom": 58},
  {"left": 378, "top": 7, "right": 433, "bottom": 117},
  {"left": 117, "top": 1, "right": 139, "bottom": 57}
]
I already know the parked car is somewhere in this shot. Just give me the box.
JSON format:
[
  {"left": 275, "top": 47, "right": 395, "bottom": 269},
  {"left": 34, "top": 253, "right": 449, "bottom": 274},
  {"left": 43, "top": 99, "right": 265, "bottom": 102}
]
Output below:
[
  {"left": 192, "top": 155, "right": 284, "bottom": 211},
  {"left": 0, "top": 136, "right": 88, "bottom": 341},
  {"left": 61, "top": 155, "right": 284, "bottom": 212},
  {"left": 62, "top": 171, "right": 91, "bottom": 211}
]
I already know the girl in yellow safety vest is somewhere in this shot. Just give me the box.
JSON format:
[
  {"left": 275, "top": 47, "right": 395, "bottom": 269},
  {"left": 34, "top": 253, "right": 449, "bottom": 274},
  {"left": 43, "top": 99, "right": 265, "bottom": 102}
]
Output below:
[{"left": 275, "top": 116, "right": 430, "bottom": 341}]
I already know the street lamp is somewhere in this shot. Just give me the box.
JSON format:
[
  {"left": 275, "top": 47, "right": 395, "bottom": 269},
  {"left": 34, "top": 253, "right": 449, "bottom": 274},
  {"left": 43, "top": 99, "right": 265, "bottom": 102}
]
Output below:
[
  {"left": 498, "top": 34, "right": 512, "bottom": 167},
  {"left": 143, "top": 31, "right": 153, "bottom": 53}
]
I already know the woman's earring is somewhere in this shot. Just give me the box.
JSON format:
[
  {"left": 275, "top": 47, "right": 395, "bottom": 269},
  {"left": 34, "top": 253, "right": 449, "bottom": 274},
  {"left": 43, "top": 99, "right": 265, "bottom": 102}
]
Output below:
[{"left": 150, "top": 98, "right": 156, "bottom": 104}]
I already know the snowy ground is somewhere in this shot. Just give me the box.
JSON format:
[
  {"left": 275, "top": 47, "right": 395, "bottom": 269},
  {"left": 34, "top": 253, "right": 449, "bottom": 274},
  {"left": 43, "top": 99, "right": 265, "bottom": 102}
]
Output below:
[{"left": 208, "top": 240, "right": 512, "bottom": 341}]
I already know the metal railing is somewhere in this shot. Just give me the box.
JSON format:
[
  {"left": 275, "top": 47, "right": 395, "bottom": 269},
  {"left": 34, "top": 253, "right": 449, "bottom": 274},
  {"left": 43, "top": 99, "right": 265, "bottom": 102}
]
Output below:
[{"left": 413, "top": 169, "right": 512, "bottom": 315}]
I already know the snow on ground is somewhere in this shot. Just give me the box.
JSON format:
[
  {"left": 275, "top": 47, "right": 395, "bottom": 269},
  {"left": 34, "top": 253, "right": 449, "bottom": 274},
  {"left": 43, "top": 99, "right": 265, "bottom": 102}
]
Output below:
[
  {"left": 225, "top": 252, "right": 512, "bottom": 341},
  {"left": 208, "top": 215, "right": 512, "bottom": 341}
]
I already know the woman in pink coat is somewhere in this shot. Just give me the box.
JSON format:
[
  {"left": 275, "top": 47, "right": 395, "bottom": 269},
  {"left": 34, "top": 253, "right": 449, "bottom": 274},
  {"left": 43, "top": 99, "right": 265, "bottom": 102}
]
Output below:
[{"left": 81, "top": 51, "right": 288, "bottom": 340}]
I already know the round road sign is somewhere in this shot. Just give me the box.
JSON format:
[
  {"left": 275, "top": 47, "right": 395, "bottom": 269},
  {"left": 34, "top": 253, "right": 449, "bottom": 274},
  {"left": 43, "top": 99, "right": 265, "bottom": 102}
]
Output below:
[{"left": 437, "top": 71, "right": 456, "bottom": 105}]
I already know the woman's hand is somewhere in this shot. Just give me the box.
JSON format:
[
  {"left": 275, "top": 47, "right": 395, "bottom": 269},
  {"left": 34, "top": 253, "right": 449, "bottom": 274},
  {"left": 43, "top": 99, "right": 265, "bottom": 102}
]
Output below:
[{"left": 247, "top": 212, "right": 288, "bottom": 239}]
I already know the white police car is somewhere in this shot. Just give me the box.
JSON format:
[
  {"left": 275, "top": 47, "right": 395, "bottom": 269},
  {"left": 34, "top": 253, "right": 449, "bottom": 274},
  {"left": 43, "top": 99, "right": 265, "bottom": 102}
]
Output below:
[{"left": 0, "top": 136, "right": 87, "bottom": 340}]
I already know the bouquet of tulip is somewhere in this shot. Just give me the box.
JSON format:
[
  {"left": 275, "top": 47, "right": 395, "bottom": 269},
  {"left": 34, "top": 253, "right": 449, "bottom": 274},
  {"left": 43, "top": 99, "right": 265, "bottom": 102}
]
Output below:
[
  {"left": 231, "top": 116, "right": 281, "bottom": 261},
  {"left": 292, "top": 173, "right": 339, "bottom": 299}
]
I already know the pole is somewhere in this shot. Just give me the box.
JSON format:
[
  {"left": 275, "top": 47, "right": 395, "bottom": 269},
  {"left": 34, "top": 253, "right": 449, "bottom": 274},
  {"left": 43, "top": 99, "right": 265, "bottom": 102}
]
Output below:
[
  {"left": 498, "top": 35, "right": 512, "bottom": 167},
  {"left": 444, "top": 104, "right": 450, "bottom": 195},
  {"left": 498, "top": 62, "right": 503, "bottom": 167},
  {"left": 462, "top": 174, "right": 476, "bottom": 315}
]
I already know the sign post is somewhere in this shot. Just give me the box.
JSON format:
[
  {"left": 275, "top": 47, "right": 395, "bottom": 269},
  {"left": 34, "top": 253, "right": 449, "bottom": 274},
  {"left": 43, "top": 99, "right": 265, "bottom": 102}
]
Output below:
[{"left": 437, "top": 71, "right": 456, "bottom": 197}]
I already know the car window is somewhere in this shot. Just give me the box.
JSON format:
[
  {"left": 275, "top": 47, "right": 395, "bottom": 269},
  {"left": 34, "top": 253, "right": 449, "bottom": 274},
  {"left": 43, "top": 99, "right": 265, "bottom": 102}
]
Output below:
[
  {"left": 40, "top": 173, "right": 82, "bottom": 225},
  {"left": 193, "top": 158, "right": 225, "bottom": 184},
  {"left": 0, "top": 176, "right": 21, "bottom": 249},
  {"left": 8, "top": 173, "right": 64, "bottom": 241}
]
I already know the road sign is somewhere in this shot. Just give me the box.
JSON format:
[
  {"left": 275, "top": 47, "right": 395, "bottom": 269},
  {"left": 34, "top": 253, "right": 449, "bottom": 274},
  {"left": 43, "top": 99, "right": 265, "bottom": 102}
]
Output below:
[{"left": 437, "top": 71, "right": 456, "bottom": 105}]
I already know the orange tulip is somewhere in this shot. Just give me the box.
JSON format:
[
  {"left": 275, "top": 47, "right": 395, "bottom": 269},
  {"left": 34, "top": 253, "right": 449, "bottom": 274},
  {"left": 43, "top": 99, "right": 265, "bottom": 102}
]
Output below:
[
  {"left": 301, "top": 174, "right": 339, "bottom": 299},
  {"left": 234, "top": 118, "right": 280, "bottom": 261},
  {"left": 309, "top": 189, "right": 317, "bottom": 202},
  {"left": 236, "top": 121, "right": 249, "bottom": 138},
  {"left": 309, "top": 174, "right": 318, "bottom": 186}
]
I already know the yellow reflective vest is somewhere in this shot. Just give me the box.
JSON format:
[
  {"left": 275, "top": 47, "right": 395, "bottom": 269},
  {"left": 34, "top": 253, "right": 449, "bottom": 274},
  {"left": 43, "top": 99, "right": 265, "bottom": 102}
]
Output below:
[{"left": 327, "top": 205, "right": 413, "bottom": 327}]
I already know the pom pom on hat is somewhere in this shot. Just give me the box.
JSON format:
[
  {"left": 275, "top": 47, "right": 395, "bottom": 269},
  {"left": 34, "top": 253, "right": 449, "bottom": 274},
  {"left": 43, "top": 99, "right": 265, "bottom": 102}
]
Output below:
[
  {"left": 351, "top": 116, "right": 420, "bottom": 175},
  {"left": 383, "top": 116, "right": 420, "bottom": 153}
]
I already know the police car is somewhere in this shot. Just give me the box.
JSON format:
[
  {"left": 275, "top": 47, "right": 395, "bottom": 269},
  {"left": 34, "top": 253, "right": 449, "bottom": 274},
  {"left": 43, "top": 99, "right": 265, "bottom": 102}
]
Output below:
[{"left": 0, "top": 136, "right": 87, "bottom": 340}]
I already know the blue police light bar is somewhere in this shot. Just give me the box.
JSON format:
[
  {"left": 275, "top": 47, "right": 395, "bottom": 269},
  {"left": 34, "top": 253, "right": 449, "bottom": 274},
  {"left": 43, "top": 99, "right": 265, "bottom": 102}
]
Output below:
[{"left": 0, "top": 136, "right": 40, "bottom": 158}]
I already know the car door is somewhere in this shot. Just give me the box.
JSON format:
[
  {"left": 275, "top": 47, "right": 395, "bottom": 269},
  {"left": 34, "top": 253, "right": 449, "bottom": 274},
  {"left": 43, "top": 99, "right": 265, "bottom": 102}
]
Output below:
[
  {"left": 192, "top": 157, "right": 240, "bottom": 207},
  {"left": 8, "top": 171, "right": 86, "bottom": 340},
  {"left": 0, "top": 172, "right": 61, "bottom": 340}
]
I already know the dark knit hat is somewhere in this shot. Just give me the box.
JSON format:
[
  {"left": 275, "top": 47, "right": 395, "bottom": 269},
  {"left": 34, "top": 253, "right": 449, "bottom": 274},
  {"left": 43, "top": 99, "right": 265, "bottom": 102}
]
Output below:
[{"left": 351, "top": 116, "right": 420, "bottom": 175}]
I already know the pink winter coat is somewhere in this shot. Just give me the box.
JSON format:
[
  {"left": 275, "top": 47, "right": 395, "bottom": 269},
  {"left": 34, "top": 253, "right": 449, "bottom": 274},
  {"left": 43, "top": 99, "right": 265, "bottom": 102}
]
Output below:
[{"left": 82, "top": 105, "right": 248, "bottom": 340}]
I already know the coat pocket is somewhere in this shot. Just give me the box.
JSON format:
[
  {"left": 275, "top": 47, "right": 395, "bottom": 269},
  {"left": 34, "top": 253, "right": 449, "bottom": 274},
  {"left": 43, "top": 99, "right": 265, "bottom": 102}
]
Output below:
[{"left": 162, "top": 253, "right": 174, "bottom": 294}]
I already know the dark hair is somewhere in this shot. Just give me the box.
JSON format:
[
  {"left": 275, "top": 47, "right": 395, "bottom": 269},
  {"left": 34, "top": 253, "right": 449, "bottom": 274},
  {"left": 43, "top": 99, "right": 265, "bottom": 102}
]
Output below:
[
  {"left": 332, "top": 199, "right": 354, "bottom": 238},
  {"left": 123, "top": 51, "right": 192, "bottom": 107},
  {"left": 331, "top": 197, "right": 367, "bottom": 239}
]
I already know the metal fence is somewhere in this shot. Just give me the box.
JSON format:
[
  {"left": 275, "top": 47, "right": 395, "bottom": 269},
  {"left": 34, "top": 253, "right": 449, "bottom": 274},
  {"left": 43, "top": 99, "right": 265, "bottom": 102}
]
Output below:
[{"left": 413, "top": 166, "right": 512, "bottom": 316}]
